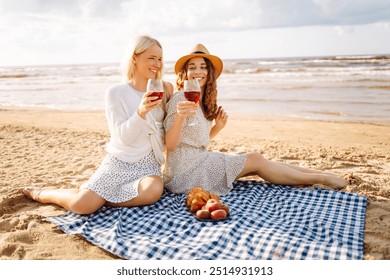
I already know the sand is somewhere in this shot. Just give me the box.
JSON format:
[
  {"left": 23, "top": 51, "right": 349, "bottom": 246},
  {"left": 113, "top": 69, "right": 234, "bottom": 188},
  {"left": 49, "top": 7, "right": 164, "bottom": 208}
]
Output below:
[{"left": 0, "top": 107, "right": 389, "bottom": 260}]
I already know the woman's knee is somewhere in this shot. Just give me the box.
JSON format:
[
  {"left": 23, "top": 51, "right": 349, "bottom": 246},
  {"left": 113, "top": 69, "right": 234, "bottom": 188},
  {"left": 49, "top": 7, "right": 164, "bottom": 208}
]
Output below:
[
  {"left": 69, "top": 200, "right": 95, "bottom": 215},
  {"left": 237, "top": 152, "right": 266, "bottom": 178},
  {"left": 248, "top": 152, "right": 266, "bottom": 166},
  {"left": 138, "top": 176, "right": 164, "bottom": 204},
  {"left": 68, "top": 190, "right": 105, "bottom": 215}
]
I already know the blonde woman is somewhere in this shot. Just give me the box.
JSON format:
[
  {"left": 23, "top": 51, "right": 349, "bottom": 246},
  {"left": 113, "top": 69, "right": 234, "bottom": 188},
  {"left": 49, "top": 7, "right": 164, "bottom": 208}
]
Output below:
[
  {"left": 163, "top": 43, "right": 346, "bottom": 195},
  {"left": 22, "top": 35, "right": 173, "bottom": 214}
]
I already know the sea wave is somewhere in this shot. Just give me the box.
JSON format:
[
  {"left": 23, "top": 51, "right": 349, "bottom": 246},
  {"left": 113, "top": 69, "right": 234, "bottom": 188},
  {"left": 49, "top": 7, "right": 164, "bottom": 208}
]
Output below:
[
  {"left": 0, "top": 74, "right": 30, "bottom": 79},
  {"left": 301, "top": 110, "right": 389, "bottom": 120},
  {"left": 331, "top": 54, "right": 390, "bottom": 61},
  {"left": 1, "top": 55, "right": 389, "bottom": 122}
]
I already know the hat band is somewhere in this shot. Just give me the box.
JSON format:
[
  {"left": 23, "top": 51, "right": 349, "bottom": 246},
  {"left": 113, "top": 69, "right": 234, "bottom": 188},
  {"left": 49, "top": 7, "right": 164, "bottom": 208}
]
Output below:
[{"left": 193, "top": 51, "right": 206, "bottom": 54}]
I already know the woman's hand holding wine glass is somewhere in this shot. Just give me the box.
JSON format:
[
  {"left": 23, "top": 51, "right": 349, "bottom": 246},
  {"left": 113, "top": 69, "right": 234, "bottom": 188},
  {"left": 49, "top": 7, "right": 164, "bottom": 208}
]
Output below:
[
  {"left": 184, "top": 79, "right": 201, "bottom": 104},
  {"left": 138, "top": 78, "right": 163, "bottom": 119},
  {"left": 147, "top": 78, "right": 164, "bottom": 101},
  {"left": 183, "top": 79, "right": 201, "bottom": 126}
]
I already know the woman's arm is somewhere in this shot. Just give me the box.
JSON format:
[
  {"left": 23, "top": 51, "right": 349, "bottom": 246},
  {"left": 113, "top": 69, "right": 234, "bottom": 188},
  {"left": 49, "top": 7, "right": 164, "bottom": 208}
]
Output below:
[
  {"left": 210, "top": 106, "right": 228, "bottom": 139},
  {"left": 165, "top": 112, "right": 187, "bottom": 150},
  {"left": 163, "top": 81, "right": 174, "bottom": 101},
  {"left": 105, "top": 86, "right": 161, "bottom": 146},
  {"left": 165, "top": 98, "right": 197, "bottom": 151}
]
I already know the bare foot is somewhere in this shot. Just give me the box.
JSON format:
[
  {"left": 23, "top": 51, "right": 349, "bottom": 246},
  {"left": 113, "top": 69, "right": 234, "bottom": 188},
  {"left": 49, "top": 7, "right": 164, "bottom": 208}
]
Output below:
[
  {"left": 21, "top": 187, "right": 43, "bottom": 202},
  {"left": 323, "top": 175, "right": 347, "bottom": 190}
]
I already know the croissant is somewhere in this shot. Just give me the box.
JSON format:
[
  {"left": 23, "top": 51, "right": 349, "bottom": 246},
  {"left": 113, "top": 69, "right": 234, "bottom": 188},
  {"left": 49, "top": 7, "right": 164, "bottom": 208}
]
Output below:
[
  {"left": 188, "top": 186, "right": 204, "bottom": 196},
  {"left": 186, "top": 186, "right": 221, "bottom": 213}
]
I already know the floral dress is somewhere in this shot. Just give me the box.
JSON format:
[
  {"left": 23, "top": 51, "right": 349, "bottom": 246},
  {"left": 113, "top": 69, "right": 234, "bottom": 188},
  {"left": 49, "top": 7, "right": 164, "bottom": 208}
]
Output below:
[{"left": 163, "top": 92, "right": 247, "bottom": 196}]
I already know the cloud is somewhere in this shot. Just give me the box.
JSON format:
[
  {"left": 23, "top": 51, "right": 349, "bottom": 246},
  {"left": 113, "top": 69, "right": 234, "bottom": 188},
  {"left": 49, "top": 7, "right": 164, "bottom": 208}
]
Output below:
[
  {"left": 1, "top": 0, "right": 390, "bottom": 33},
  {"left": 0, "top": 0, "right": 130, "bottom": 18},
  {"left": 0, "top": 0, "right": 389, "bottom": 65},
  {"left": 376, "top": 21, "right": 390, "bottom": 29},
  {"left": 311, "top": 0, "right": 348, "bottom": 16},
  {"left": 334, "top": 25, "right": 355, "bottom": 36},
  {"left": 312, "top": 0, "right": 390, "bottom": 25}
]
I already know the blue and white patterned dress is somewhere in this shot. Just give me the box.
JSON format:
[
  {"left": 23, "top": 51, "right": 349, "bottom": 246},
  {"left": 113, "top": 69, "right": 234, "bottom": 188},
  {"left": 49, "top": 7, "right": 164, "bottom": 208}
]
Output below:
[{"left": 163, "top": 92, "right": 247, "bottom": 196}]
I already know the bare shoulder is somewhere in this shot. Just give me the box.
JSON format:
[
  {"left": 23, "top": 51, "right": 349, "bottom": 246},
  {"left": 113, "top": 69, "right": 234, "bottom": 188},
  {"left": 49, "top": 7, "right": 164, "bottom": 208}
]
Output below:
[{"left": 163, "top": 81, "right": 174, "bottom": 99}]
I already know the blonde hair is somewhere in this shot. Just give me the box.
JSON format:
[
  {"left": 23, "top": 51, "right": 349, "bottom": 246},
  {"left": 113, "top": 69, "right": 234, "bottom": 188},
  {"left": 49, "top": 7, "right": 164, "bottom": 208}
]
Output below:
[{"left": 121, "top": 35, "right": 163, "bottom": 81}]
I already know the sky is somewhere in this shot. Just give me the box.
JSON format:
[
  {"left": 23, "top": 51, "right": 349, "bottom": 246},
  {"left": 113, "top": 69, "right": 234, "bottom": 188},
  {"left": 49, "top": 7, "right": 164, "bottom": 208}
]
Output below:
[{"left": 0, "top": 0, "right": 389, "bottom": 66}]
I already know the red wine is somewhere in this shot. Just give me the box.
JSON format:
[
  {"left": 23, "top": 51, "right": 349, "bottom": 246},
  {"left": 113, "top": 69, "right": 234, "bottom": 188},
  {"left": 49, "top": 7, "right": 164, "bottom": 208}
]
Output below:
[
  {"left": 149, "top": 91, "right": 164, "bottom": 100},
  {"left": 184, "top": 91, "right": 200, "bottom": 103}
]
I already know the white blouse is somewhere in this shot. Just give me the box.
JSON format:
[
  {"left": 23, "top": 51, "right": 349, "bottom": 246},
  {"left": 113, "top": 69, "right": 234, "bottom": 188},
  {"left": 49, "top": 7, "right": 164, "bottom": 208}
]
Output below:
[{"left": 104, "top": 83, "right": 165, "bottom": 164}]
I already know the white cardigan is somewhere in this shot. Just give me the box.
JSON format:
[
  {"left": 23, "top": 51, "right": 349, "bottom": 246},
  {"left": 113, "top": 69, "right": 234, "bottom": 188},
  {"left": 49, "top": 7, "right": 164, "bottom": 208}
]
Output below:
[{"left": 104, "top": 83, "right": 165, "bottom": 164}]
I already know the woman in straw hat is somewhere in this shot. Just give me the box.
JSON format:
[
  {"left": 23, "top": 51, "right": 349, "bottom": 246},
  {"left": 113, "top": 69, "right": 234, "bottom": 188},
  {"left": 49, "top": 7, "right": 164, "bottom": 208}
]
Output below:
[
  {"left": 22, "top": 35, "right": 173, "bottom": 214},
  {"left": 163, "top": 43, "right": 346, "bottom": 195}
]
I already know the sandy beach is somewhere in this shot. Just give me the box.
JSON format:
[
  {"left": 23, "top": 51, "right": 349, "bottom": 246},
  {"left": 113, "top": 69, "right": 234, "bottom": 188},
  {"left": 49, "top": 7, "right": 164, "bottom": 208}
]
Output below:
[{"left": 0, "top": 107, "right": 389, "bottom": 260}]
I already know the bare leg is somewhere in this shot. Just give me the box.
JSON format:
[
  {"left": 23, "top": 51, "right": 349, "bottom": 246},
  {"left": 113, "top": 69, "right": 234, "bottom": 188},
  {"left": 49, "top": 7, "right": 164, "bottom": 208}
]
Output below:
[
  {"left": 274, "top": 161, "right": 336, "bottom": 176},
  {"left": 236, "top": 152, "right": 346, "bottom": 189},
  {"left": 106, "top": 175, "right": 164, "bottom": 207},
  {"left": 22, "top": 175, "right": 164, "bottom": 214},
  {"left": 22, "top": 187, "right": 106, "bottom": 214}
]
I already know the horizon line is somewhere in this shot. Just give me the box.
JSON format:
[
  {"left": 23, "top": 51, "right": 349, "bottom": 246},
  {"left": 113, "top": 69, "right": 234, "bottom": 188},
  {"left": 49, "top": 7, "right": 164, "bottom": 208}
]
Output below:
[{"left": 1, "top": 53, "right": 389, "bottom": 68}]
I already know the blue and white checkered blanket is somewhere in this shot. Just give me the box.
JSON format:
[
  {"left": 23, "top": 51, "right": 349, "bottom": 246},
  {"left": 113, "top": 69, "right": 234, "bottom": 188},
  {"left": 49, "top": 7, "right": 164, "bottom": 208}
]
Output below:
[{"left": 47, "top": 180, "right": 367, "bottom": 260}]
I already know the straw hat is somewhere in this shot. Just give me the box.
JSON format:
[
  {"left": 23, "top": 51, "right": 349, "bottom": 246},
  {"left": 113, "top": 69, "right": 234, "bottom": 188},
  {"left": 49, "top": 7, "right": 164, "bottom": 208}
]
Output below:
[{"left": 174, "top": 43, "right": 223, "bottom": 78}]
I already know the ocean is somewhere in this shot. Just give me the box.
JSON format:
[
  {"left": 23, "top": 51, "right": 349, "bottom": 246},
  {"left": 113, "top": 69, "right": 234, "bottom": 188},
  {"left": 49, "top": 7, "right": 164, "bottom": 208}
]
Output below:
[{"left": 1, "top": 55, "right": 389, "bottom": 122}]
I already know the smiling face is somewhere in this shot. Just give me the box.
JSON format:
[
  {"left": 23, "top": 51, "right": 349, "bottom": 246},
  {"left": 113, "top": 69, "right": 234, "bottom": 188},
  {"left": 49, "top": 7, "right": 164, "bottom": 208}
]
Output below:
[
  {"left": 186, "top": 57, "right": 208, "bottom": 88},
  {"left": 133, "top": 44, "right": 163, "bottom": 80}
]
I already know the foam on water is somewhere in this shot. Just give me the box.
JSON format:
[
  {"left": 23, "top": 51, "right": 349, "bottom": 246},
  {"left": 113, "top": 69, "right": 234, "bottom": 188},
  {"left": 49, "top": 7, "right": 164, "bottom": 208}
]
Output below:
[{"left": 1, "top": 55, "right": 389, "bottom": 121}]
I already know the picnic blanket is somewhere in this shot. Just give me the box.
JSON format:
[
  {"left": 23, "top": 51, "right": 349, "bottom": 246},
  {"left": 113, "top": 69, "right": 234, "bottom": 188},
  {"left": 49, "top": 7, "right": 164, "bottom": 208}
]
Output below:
[{"left": 47, "top": 180, "right": 367, "bottom": 260}]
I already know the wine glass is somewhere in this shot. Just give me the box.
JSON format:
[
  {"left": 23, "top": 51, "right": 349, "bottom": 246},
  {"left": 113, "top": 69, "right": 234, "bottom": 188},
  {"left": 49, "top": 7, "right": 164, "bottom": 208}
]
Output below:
[
  {"left": 146, "top": 78, "right": 164, "bottom": 126},
  {"left": 147, "top": 78, "right": 164, "bottom": 101},
  {"left": 184, "top": 79, "right": 201, "bottom": 126}
]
